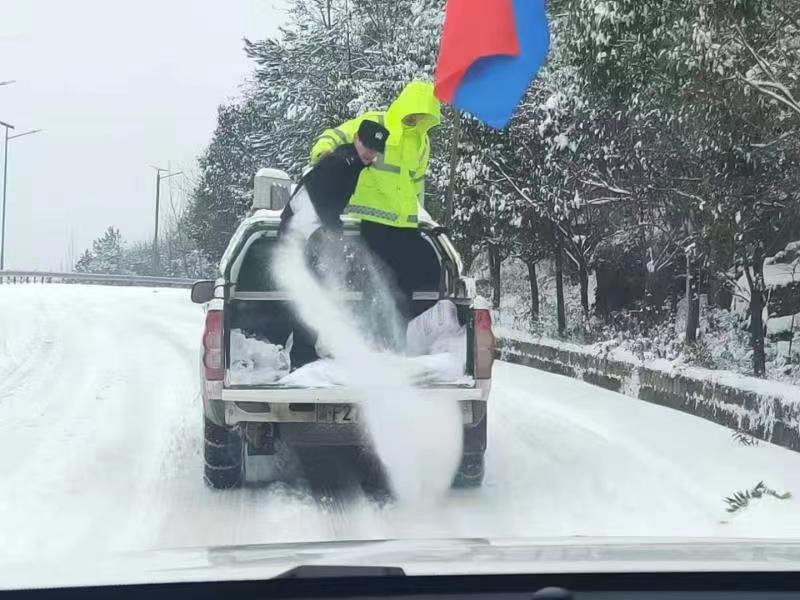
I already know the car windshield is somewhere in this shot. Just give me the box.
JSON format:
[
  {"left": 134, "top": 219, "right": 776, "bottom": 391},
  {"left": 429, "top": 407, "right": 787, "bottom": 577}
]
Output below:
[{"left": 2, "top": 0, "right": 800, "bottom": 591}]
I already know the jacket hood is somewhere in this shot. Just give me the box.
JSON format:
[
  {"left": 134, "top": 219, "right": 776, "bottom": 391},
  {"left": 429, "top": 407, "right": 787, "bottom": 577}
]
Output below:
[{"left": 385, "top": 81, "right": 442, "bottom": 135}]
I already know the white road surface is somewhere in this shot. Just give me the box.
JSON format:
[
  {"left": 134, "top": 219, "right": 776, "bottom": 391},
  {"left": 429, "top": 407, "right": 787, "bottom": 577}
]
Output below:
[{"left": 1, "top": 284, "right": 799, "bottom": 569}]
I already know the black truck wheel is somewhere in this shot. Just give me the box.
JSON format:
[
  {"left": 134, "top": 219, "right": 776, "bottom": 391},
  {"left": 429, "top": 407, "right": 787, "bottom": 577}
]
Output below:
[
  {"left": 452, "top": 451, "right": 485, "bottom": 488},
  {"left": 204, "top": 418, "right": 244, "bottom": 489},
  {"left": 453, "top": 413, "right": 487, "bottom": 488}
]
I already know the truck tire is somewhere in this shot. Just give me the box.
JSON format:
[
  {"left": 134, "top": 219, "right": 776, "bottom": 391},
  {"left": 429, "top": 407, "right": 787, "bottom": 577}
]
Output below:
[
  {"left": 204, "top": 418, "right": 244, "bottom": 489},
  {"left": 452, "top": 451, "right": 485, "bottom": 489}
]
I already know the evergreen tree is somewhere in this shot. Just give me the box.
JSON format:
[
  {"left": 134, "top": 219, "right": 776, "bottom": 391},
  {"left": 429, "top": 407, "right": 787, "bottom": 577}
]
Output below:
[
  {"left": 188, "top": 0, "right": 446, "bottom": 265},
  {"left": 74, "top": 227, "right": 125, "bottom": 274},
  {"left": 89, "top": 226, "right": 124, "bottom": 274},
  {"left": 186, "top": 100, "right": 265, "bottom": 263},
  {"left": 74, "top": 249, "right": 95, "bottom": 273}
]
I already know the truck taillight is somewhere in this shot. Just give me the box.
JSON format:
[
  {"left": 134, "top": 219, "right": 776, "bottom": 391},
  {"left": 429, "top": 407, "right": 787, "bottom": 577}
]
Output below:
[
  {"left": 203, "top": 310, "right": 224, "bottom": 381},
  {"left": 474, "top": 308, "right": 494, "bottom": 379}
]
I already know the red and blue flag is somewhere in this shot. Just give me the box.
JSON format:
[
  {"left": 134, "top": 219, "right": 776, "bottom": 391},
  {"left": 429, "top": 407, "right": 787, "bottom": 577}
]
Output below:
[{"left": 434, "top": 0, "right": 550, "bottom": 129}]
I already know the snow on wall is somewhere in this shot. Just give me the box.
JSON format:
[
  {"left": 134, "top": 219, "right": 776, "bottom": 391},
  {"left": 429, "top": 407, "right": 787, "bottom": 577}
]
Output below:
[
  {"left": 732, "top": 240, "right": 800, "bottom": 321},
  {"left": 496, "top": 331, "right": 800, "bottom": 453}
]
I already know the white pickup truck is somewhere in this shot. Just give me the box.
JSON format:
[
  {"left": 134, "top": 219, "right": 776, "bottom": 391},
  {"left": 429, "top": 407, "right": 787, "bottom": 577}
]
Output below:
[{"left": 191, "top": 171, "right": 494, "bottom": 491}]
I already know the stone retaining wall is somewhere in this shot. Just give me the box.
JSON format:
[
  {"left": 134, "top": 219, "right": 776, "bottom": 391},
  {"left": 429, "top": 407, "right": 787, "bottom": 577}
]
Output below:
[{"left": 497, "top": 337, "right": 800, "bottom": 453}]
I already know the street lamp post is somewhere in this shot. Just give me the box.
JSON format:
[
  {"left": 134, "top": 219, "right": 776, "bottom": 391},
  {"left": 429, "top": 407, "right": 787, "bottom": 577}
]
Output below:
[
  {"left": 1, "top": 120, "right": 13, "bottom": 271},
  {"left": 0, "top": 121, "right": 42, "bottom": 270},
  {"left": 151, "top": 167, "right": 183, "bottom": 273}
]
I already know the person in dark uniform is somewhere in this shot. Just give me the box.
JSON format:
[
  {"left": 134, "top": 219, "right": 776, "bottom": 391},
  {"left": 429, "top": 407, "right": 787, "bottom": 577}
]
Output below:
[
  {"left": 279, "top": 119, "right": 389, "bottom": 367},
  {"left": 308, "top": 83, "right": 441, "bottom": 320},
  {"left": 280, "top": 119, "right": 390, "bottom": 237}
]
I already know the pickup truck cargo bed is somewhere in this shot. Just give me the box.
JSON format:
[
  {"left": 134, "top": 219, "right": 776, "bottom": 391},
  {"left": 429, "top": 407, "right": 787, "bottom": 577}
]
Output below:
[{"left": 193, "top": 204, "right": 493, "bottom": 491}]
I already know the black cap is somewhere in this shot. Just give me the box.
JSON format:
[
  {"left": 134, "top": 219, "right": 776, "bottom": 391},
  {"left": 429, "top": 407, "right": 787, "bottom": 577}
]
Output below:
[{"left": 357, "top": 120, "right": 389, "bottom": 154}]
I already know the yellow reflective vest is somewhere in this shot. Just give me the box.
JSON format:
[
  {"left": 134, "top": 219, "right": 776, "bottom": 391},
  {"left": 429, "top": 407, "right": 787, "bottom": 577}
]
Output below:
[{"left": 310, "top": 81, "right": 441, "bottom": 228}]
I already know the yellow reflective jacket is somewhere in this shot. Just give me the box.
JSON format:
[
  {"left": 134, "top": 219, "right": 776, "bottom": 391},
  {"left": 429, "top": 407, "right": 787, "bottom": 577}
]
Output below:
[{"left": 310, "top": 81, "right": 441, "bottom": 228}]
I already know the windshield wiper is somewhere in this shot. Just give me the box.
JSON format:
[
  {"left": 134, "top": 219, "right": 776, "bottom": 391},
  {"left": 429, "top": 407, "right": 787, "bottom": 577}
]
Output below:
[{"left": 275, "top": 565, "right": 406, "bottom": 579}]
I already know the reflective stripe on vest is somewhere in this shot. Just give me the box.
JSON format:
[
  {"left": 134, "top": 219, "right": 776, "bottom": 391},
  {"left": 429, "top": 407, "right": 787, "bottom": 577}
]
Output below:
[
  {"left": 345, "top": 204, "right": 399, "bottom": 222},
  {"left": 332, "top": 128, "right": 349, "bottom": 144},
  {"left": 372, "top": 155, "right": 401, "bottom": 174},
  {"left": 346, "top": 111, "right": 419, "bottom": 228},
  {"left": 315, "top": 134, "right": 338, "bottom": 146}
]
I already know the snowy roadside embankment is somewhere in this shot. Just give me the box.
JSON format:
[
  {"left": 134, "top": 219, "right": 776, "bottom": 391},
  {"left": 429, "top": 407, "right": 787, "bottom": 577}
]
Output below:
[{"left": 496, "top": 327, "right": 800, "bottom": 453}]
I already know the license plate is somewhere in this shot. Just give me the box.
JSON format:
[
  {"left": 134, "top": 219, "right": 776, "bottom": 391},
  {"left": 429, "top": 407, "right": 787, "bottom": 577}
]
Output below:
[{"left": 318, "top": 404, "right": 359, "bottom": 424}]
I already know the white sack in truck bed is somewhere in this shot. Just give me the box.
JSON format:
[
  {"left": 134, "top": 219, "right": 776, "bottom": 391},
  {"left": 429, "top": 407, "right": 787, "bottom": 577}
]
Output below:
[
  {"left": 230, "top": 338, "right": 470, "bottom": 388},
  {"left": 273, "top": 302, "right": 469, "bottom": 387},
  {"left": 406, "top": 300, "right": 463, "bottom": 356},
  {"left": 229, "top": 329, "right": 293, "bottom": 385},
  {"left": 279, "top": 349, "right": 469, "bottom": 388},
  {"left": 228, "top": 301, "right": 470, "bottom": 387}
]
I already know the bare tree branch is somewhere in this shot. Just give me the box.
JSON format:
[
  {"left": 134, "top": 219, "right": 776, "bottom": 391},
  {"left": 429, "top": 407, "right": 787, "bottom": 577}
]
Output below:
[
  {"left": 563, "top": 246, "right": 581, "bottom": 268},
  {"left": 736, "top": 26, "right": 778, "bottom": 80},
  {"left": 774, "top": 4, "right": 800, "bottom": 32},
  {"left": 583, "top": 197, "right": 636, "bottom": 206},
  {"left": 578, "top": 177, "right": 632, "bottom": 196},
  {"left": 751, "top": 130, "right": 798, "bottom": 148},
  {"left": 666, "top": 187, "right": 708, "bottom": 206},
  {"left": 741, "top": 251, "right": 755, "bottom": 294},
  {"left": 739, "top": 76, "right": 800, "bottom": 118}
]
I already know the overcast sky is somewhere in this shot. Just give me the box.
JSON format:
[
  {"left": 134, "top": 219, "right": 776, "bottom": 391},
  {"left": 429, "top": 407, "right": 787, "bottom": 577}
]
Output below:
[{"left": 1, "top": 0, "right": 287, "bottom": 270}]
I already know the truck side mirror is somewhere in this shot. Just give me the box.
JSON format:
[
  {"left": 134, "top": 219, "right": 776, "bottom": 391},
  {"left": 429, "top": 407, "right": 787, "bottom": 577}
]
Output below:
[{"left": 191, "top": 280, "right": 216, "bottom": 304}]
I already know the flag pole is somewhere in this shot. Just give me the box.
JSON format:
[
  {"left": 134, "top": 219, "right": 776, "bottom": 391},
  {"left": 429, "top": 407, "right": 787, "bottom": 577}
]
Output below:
[{"left": 444, "top": 107, "right": 461, "bottom": 226}]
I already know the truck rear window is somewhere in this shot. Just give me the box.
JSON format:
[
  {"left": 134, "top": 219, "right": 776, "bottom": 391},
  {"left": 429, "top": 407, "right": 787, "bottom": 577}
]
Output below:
[
  {"left": 236, "top": 235, "right": 282, "bottom": 291},
  {"left": 235, "top": 230, "right": 443, "bottom": 295}
]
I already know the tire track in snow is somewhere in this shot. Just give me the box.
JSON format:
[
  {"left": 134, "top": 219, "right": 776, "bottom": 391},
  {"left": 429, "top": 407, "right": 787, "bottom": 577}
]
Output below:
[
  {"left": 0, "top": 291, "right": 120, "bottom": 560},
  {"left": 491, "top": 376, "right": 723, "bottom": 528},
  {"left": 0, "top": 288, "right": 63, "bottom": 404},
  {"left": 0, "top": 286, "right": 205, "bottom": 562}
]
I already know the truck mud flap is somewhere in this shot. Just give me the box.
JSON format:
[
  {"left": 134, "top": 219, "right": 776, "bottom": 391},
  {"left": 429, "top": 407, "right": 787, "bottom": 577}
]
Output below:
[{"left": 463, "top": 415, "right": 487, "bottom": 453}]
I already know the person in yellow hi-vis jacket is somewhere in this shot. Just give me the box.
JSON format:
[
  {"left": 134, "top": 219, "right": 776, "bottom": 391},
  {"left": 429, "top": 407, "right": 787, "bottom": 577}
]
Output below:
[{"left": 309, "top": 81, "right": 442, "bottom": 312}]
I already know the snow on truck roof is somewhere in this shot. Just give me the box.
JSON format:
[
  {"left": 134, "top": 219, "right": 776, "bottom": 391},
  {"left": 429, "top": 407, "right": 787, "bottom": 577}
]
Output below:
[{"left": 255, "top": 167, "right": 292, "bottom": 179}]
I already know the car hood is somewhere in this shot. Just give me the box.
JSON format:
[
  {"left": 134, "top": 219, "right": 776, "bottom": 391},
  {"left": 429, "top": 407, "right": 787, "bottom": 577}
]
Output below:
[{"left": 4, "top": 537, "right": 800, "bottom": 590}]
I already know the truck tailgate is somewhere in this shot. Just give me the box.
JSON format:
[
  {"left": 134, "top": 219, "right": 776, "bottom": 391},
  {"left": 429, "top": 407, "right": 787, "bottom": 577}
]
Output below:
[
  {"left": 220, "top": 382, "right": 490, "bottom": 425},
  {"left": 222, "top": 384, "right": 487, "bottom": 403}
]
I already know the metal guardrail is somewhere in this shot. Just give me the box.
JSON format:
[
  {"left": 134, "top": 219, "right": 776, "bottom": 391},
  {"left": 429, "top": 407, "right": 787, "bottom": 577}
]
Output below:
[{"left": 0, "top": 270, "right": 196, "bottom": 288}]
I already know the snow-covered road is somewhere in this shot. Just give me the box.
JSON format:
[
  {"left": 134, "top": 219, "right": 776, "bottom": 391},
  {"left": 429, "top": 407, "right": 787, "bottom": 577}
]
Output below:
[{"left": 1, "top": 285, "right": 799, "bottom": 568}]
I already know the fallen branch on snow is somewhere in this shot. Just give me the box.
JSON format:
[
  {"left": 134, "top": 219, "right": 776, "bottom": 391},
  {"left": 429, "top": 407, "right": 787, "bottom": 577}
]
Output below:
[{"left": 724, "top": 481, "right": 792, "bottom": 514}]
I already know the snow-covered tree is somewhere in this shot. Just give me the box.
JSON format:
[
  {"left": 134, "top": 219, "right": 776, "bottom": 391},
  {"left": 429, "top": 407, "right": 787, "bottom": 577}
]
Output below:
[
  {"left": 73, "top": 249, "right": 94, "bottom": 274},
  {"left": 447, "top": 121, "right": 521, "bottom": 306},
  {"left": 75, "top": 221, "right": 211, "bottom": 278},
  {"left": 185, "top": 0, "right": 800, "bottom": 378},
  {"left": 515, "top": 0, "right": 800, "bottom": 368},
  {"left": 188, "top": 0, "right": 446, "bottom": 264},
  {"left": 74, "top": 226, "right": 125, "bottom": 274},
  {"left": 186, "top": 99, "right": 265, "bottom": 262}
]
